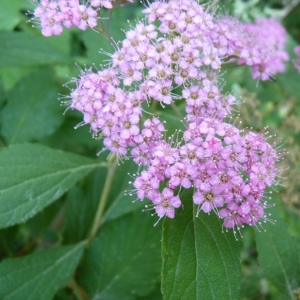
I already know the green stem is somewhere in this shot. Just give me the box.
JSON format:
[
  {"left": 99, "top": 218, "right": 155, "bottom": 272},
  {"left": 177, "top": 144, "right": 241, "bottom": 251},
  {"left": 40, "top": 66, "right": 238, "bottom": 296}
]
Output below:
[
  {"left": 171, "top": 102, "right": 184, "bottom": 121},
  {"left": 150, "top": 99, "right": 158, "bottom": 114},
  {"left": 69, "top": 278, "right": 85, "bottom": 300},
  {"left": 206, "top": 0, "right": 220, "bottom": 12},
  {"left": 280, "top": 0, "right": 300, "bottom": 20},
  {"left": 97, "top": 14, "right": 117, "bottom": 47},
  {"left": 87, "top": 158, "right": 118, "bottom": 242}
]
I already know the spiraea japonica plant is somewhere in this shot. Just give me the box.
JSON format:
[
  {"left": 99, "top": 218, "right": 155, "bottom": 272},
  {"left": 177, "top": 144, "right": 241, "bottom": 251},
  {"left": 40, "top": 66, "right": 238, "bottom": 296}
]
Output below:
[
  {"left": 0, "top": 0, "right": 299, "bottom": 300},
  {"left": 60, "top": 0, "right": 287, "bottom": 234}
]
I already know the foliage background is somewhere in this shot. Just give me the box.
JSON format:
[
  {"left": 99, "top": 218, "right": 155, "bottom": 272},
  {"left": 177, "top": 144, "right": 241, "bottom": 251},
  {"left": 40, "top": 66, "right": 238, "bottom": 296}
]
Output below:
[{"left": 0, "top": 0, "right": 299, "bottom": 299}]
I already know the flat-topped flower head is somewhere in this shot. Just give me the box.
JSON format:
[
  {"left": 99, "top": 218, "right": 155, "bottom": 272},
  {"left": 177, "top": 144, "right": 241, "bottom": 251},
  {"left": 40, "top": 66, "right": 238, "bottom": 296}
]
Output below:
[{"left": 56, "top": 0, "right": 286, "bottom": 232}]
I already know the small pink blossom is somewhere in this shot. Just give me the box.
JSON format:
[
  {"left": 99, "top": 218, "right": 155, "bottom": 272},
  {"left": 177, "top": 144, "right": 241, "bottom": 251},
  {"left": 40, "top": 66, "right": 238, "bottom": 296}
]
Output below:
[{"left": 152, "top": 188, "right": 181, "bottom": 218}]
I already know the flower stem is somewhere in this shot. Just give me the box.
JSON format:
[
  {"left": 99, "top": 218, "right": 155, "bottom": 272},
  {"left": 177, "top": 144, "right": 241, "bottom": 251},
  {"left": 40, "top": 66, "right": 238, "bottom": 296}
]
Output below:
[
  {"left": 87, "top": 158, "right": 118, "bottom": 242},
  {"left": 69, "top": 278, "right": 86, "bottom": 300},
  {"left": 280, "top": 0, "right": 300, "bottom": 20},
  {"left": 171, "top": 102, "right": 184, "bottom": 121},
  {"left": 150, "top": 99, "right": 158, "bottom": 114},
  {"left": 206, "top": 0, "right": 220, "bottom": 12}
]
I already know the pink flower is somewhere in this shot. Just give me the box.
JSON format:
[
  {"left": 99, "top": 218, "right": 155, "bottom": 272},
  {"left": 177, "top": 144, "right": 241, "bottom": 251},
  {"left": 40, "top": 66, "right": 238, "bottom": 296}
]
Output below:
[
  {"left": 152, "top": 188, "right": 181, "bottom": 218},
  {"left": 133, "top": 171, "right": 160, "bottom": 200},
  {"left": 193, "top": 183, "right": 224, "bottom": 214}
]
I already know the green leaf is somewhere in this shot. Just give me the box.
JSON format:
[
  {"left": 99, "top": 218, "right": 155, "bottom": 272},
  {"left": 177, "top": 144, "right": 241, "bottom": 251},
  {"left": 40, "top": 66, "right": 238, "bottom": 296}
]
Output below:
[
  {"left": 0, "top": 66, "right": 35, "bottom": 91},
  {"left": 43, "top": 30, "right": 72, "bottom": 56},
  {"left": 0, "top": 31, "right": 71, "bottom": 68},
  {"left": 25, "top": 198, "right": 64, "bottom": 238},
  {"left": 102, "top": 159, "right": 145, "bottom": 223},
  {"left": 80, "top": 26, "right": 118, "bottom": 66},
  {"left": 255, "top": 205, "right": 300, "bottom": 300},
  {"left": 41, "top": 116, "right": 101, "bottom": 153},
  {"left": 0, "top": 0, "right": 20, "bottom": 30},
  {"left": 162, "top": 189, "right": 241, "bottom": 300},
  {"left": 157, "top": 105, "right": 185, "bottom": 136},
  {"left": 277, "top": 69, "right": 300, "bottom": 98},
  {"left": 19, "top": 0, "right": 35, "bottom": 10},
  {"left": 144, "top": 288, "right": 163, "bottom": 300},
  {"left": 79, "top": 212, "right": 161, "bottom": 300},
  {"left": 0, "top": 77, "right": 6, "bottom": 107},
  {"left": 63, "top": 168, "right": 107, "bottom": 243},
  {"left": 102, "top": 187, "right": 145, "bottom": 223},
  {"left": 0, "top": 226, "right": 18, "bottom": 258},
  {"left": 0, "top": 242, "right": 85, "bottom": 300},
  {"left": 1, "top": 69, "right": 63, "bottom": 144},
  {"left": 0, "top": 143, "right": 103, "bottom": 229}
]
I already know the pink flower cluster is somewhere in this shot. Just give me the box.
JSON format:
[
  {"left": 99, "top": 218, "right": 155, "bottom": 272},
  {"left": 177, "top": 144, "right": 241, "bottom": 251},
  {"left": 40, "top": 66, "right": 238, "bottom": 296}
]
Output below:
[
  {"left": 293, "top": 45, "right": 300, "bottom": 73},
  {"left": 29, "top": 0, "right": 134, "bottom": 36},
  {"left": 239, "top": 18, "right": 289, "bottom": 80},
  {"left": 210, "top": 16, "right": 289, "bottom": 80},
  {"left": 131, "top": 119, "right": 281, "bottom": 234},
  {"left": 65, "top": 0, "right": 284, "bottom": 235},
  {"left": 68, "top": 68, "right": 150, "bottom": 157}
]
